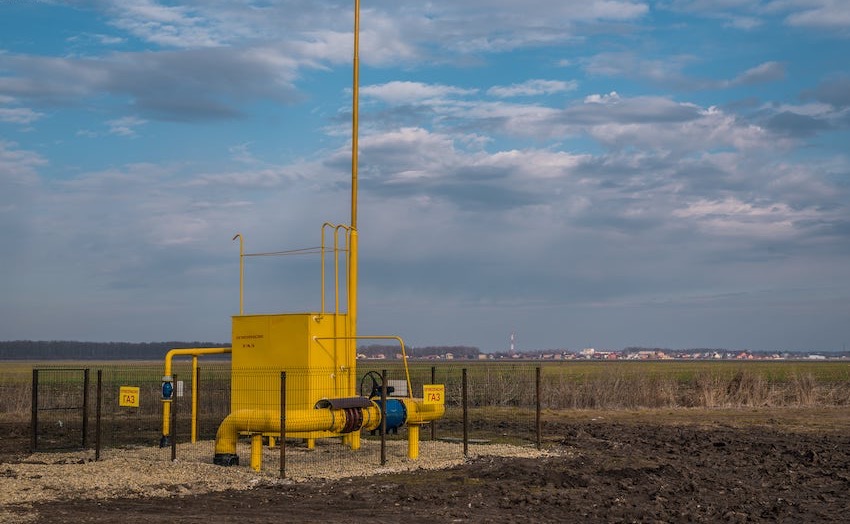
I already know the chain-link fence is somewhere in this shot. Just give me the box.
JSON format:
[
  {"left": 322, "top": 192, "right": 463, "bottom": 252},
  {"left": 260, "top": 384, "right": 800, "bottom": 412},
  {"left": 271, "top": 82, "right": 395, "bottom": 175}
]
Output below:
[
  {"left": 8, "top": 360, "right": 850, "bottom": 477},
  {"left": 18, "top": 362, "right": 549, "bottom": 476}
]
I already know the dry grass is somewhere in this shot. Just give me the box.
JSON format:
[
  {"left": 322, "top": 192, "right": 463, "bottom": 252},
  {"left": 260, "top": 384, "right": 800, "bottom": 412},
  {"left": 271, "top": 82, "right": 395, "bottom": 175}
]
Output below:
[{"left": 3, "top": 361, "right": 849, "bottom": 421}]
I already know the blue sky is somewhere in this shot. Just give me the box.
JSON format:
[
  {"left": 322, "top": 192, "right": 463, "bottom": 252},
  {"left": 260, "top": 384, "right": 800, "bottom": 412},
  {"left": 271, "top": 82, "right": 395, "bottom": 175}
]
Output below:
[{"left": 1, "top": 1, "right": 848, "bottom": 353}]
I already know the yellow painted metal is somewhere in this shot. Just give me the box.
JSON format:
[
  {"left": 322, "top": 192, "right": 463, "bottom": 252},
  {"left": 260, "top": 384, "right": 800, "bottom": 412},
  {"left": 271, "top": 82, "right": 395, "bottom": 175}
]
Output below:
[
  {"left": 401, "top": 396, "right": 446, "bottom": 425},
  {"left": 214, "top": 404, "right": 382, "bottom": 457},
  {"left": 250, "top": 434, "right": 263, "bottom": 472},
  {"left": 408, "top": 424, "right": 420, "bottom": 459},
  {"left": 351, "top": 0, "right": 360, "bottom": 231},
  {"left": 230, "top": 312, "right": 354, "bottom": 436},
  {"left": 161, "top": 347, "right": 232, "bottom": 440},
  {"left": 346, "top": 230, "right": 359, "bottom": 450},
  {"left": 422, "top": 384, "right": 445, "bottom": 405},
  {"left": 191, "top": 356, "right": 198, "bottom": 442},
  {"left": 118, "top": 386, "right": 140, "bottom": 408},
  {"left": 348, "top": 0, "right": 361, "bottom": 450},
  {"left": 400, "top": 397, "right": 444, "bottom": 459},
  {"left": 320, "top": 223, "right": 350, "bottom": 316},
  {"left": 316, "top": 335, "right": 413, "bottom": 399},
  {"left": 232, "top": 233, "right": 244, "bottom": 315}
]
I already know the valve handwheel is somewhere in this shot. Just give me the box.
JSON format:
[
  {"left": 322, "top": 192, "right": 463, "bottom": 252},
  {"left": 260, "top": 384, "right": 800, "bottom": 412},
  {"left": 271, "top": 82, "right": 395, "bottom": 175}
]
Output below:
[{"left": 359, "top": 370, "right": 384, "bottom": 398}]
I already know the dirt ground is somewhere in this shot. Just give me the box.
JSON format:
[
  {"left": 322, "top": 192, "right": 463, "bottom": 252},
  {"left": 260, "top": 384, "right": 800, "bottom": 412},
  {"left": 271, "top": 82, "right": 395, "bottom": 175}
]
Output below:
[{"left": 4, "top": 409, "right": 850, "bottom": 523}]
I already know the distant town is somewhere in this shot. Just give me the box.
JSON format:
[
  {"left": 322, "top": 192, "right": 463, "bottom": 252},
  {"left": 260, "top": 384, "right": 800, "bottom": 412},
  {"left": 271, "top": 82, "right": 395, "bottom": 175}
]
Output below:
[
  {"left": 0, "top": 340, "right": 846, "bottom": 361},
  {"left": 357, "top": 345, "right": 850, "bottom": 361}
]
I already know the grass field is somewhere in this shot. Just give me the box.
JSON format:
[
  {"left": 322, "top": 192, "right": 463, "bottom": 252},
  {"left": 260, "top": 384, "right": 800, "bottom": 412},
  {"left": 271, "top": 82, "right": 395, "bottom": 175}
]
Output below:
[{"left": 3, "top": 359, "right": 849, "bottom": 418}]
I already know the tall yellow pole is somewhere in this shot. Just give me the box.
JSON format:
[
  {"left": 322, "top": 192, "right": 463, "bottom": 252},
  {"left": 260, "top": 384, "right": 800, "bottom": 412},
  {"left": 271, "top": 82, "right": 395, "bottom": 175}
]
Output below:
[
  {"left": 351, "top": 0, "right": 360, "bottom": 232},
  {"left": 347, "top": 0, "right": 361, "bottom": 450}
]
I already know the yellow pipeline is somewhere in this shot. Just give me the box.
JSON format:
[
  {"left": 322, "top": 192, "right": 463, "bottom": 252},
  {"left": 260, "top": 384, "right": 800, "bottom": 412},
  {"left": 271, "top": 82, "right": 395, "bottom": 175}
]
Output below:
[
  {"left": 250, "top": 434, "right": 263, "bottom": 472},
  {"left": 214, "top": 405, "right": 382, "bottom": 457},
  {"left": 232, "top": 233, "right": 244, "bottom": 315},
  {"left": 314, "top": 334, "right": 414, "bottom": 400},
  {"left": 320, "top": 223, "right": 350, "bottom": 316},
  {"left": 401, "top": 396, "right": 445, "bottom": 459},
  {"left": 401, "top": 397, "right": 446, "bottom": 425},
  {"left": 161, "top": 347, "right": 231, "bottom": 442},
  {"left": 214, "top": 396, "right": 443, "bottom": 464}
]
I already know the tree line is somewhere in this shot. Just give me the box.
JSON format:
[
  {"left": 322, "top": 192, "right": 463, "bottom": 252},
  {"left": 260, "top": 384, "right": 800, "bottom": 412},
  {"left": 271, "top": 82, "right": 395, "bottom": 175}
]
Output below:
[
  {"left": 0, "top": 340, "right": 230, "bottom": 360},
  {"left": 0, "top": 340, "right": 481, "bottom": 361}
]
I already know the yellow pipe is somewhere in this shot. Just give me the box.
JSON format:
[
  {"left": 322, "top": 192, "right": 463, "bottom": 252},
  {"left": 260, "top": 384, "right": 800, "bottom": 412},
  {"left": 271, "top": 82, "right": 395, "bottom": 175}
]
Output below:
[
  {"left": 408, "top": 424, "right": 420, "bottom": 459},
  {"left": 320, "top": 222, "right": 336, "bottom": 315},
  {"left": 213, "top": 397, "right": 440, "bottom": 463},
  {"left": 401, "top": 397, "right": 446, "bottom": 425},
  {"left": 347, "top": 230, "right": 359, "bottom": 450},
  {"left": 161, "top": 347, "right": 232, "bottom": 439},
  {"left": 400, "top": 398, "right": 444, "bottom": 460},
  {"left": 191, "top": 355, "right": 198, "bottom": 443},
  {"left": 232, "top": 233, "right": 244, "bottom": 315},
  {"left": 334, "top": 225, "right": 349, "bottom": 315},
  {"left": 250, "top": 434, "right": 263, "bottom": 472},
  {"left": 315, "top": 334, "right": 413, "bottom": 400},
  {"left": 320, "top": 223, "right": 350, "bottom": 316},
  {"left": 351, "top": 0, "right": 360, "bottom": 231},
  {"left": 214, "top": 405, "right": 382, "bottom": 456}
]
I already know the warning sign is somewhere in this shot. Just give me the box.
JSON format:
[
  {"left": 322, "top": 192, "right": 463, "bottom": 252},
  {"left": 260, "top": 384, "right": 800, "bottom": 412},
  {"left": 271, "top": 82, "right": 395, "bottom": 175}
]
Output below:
[
  {"left": 422, "top": 384, "right": 444, "bottom": 405},
  {"left": 119, "top": 386, "right": 140, "bottom": 408}
]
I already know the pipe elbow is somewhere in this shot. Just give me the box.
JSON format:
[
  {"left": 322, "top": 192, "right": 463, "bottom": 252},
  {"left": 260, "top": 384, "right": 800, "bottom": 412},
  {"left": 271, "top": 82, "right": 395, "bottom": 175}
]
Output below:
[{"left": 214, "top": 412, "right": 241, "bottom": 456}]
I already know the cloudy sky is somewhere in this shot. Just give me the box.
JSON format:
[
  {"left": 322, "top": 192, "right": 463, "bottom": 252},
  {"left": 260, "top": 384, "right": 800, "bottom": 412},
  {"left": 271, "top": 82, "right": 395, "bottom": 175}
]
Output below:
[{"left": 1, "top": 1, "right": 849, "bottom": 353}]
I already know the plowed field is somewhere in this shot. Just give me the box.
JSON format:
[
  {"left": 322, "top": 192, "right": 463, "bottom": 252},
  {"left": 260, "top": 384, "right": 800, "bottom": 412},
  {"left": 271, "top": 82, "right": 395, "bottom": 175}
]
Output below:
[{"left": 4, "top": 409, "right": 850, "bottom": 523}]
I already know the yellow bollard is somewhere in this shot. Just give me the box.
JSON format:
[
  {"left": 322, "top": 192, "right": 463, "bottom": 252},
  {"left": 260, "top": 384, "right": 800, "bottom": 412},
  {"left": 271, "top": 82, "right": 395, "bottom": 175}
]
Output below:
[
  {"left": 268, "top": 435, "right": 276, "bottom": 448},
  {"left": 408, "top": 424, "right": 419, "bottom": 459},
  {"left": 305, "top": 438, "right": 315, "bottom": 450},
  {"left": 250, "top": 434, "right": 263, "bottom": 472}
]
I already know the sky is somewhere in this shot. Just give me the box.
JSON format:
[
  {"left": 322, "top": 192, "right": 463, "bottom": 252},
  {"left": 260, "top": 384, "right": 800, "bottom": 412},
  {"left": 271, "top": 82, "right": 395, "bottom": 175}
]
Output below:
[{"left": 1, "top": 1, "right": 849, "bottom": 353}]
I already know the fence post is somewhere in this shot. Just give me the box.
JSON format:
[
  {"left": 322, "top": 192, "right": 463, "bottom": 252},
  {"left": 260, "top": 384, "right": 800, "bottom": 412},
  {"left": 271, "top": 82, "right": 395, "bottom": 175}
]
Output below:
[
  {"left": 380, "top": 369, "right": 387, "bottom": 466},
  {"left": 430, "top": 366, "right": 436, "bottom": 441},
  {"left": 95, "top": 370, "right": 102, "bottom": 461},
  {"left": 462, "top": 368, "right": 468, "bottom": 457},
  {"left": 536, "top": 366, "right": 542, "bottom": 450},
  {"left": 31, "top": 369, "right": 38, "bottom": 452},
  {"left": 280, "top": 371, "right": 286, "bottom": 479},
  {"left": 82, "top": 368, "right": 90, "bottom": 448},
  {"left": 170, "top": 374, "right": 177, "bottom": 461}
]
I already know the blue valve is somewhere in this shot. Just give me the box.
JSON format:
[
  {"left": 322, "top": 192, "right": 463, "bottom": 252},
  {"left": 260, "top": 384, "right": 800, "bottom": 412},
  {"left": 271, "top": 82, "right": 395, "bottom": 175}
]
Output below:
[{"left": 162, "top": 379, "right": 174, "bottom": 400}]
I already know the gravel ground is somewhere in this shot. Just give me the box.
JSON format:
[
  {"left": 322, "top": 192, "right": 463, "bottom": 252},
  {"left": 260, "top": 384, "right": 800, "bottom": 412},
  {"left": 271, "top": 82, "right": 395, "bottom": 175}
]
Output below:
[{"left": 1, "top": 438, "right": 550, "bottom": 522}]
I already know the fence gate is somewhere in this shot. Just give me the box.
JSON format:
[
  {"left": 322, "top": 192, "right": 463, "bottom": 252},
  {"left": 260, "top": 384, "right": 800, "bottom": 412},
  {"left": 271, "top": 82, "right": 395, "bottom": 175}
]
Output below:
[{"left": 31, "top": 368, "right": 90, "bottom": 452}]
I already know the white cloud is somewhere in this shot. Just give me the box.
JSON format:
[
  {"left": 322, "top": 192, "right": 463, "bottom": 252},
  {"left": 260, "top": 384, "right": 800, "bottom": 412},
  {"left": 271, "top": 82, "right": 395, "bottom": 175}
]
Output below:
[
  {"left": 0, "top": 106, "right": 44, "bottom": 125},
  {"left": 0, "top": 140, "right": 47, "bottom": 184},
  {"left": 0, "top": 47, "right": 301, "bottom": 121},
  {"left": 361, "top": 81, "right": 477, "bottom": 105},
  {"left": 672, "top": 197, "right": 817, "bottom": 238},
  {"left": 781, "top": 0, "right": 850, "bottom": 30},
  {"left": 107, "top": 0, "right": 221, "bottom": 48},
  {"left": 730, "top": 61, "right": 786, "bottom": 85},
  {"left": 487, "top": 79, "right": 578, "bottom": 98},
  {"left": 107, "top": 116, "right": 147, "bottom": 137},
  {"left": 584, "top": 91, "right": 621, "bottom": 104}
]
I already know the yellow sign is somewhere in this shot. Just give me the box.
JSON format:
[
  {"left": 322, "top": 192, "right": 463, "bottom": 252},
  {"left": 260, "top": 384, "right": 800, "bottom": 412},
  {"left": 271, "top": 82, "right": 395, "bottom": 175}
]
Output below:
[
  {"left": 119, "top": 386, "right": 140, "bottom": 408},
  {"left": 422, "top": 384, "right": 444, "bottom": 405}
]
